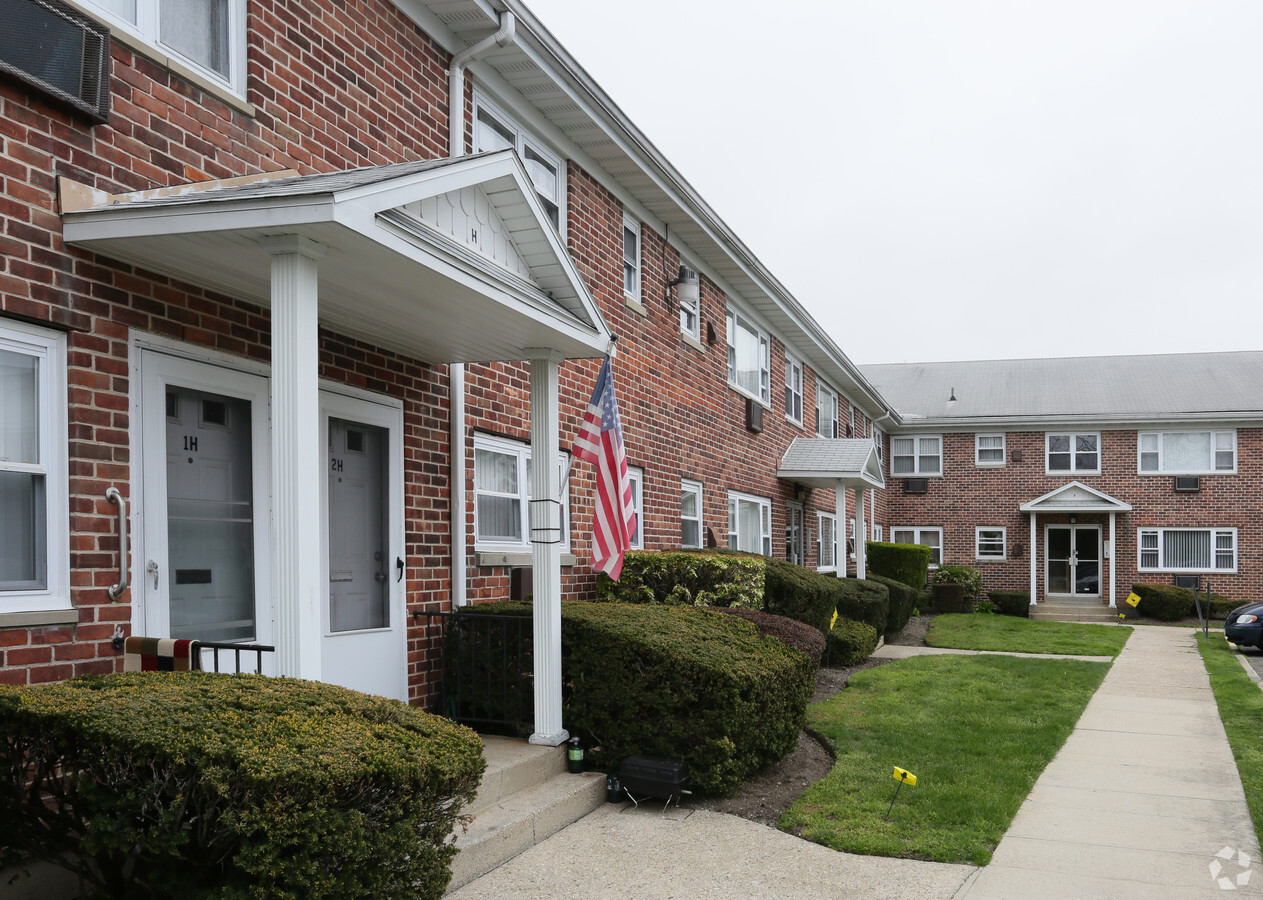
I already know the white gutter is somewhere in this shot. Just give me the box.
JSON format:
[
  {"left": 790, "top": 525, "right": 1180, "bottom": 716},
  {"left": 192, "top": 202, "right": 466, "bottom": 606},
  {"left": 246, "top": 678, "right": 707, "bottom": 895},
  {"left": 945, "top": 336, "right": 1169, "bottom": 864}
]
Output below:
[{"left": 448, "top": 11, "right": 516, "bottom": 607}]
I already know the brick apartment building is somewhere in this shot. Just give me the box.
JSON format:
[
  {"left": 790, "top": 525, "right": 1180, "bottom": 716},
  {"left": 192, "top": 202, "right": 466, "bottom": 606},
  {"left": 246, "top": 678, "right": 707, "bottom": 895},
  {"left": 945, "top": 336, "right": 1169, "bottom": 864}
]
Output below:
[{"left": 0, "top": 0, "right": 1258, "bottom": 737}]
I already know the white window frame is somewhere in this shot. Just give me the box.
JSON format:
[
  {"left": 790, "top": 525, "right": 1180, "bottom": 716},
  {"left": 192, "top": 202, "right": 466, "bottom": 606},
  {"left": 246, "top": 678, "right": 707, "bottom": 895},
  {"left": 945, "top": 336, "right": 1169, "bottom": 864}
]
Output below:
[
  {"left": 784, "top": 356, "right": 804, "bottom": 425},
  {"left": 815, "top": 381, "right": 839, "bottom": 439},
  {"left": 80, "top": 0, "right": 247, "bottom": 94},
  {"left": 976, "top": 433, "right": 1006, "bottom": 467},
  {"left": 1137, "top": 527, "right": 1237, "bottom": 573},
  {"left": 892, "top": 527, "right": 944, "bottom": 568},
  {"left": 1137, "top": 430, "right": 1237, "bottom": 474},
  {"left": 472, "top": 434, "right": 570, "bottom": 553},
  {"left": 681, "top": 479, "right": 703, "bottom": 549},
  {"left": 1046, "top": 432, "right": 1100, "bottom": 474},
  {"left": 848, "top": 404, "right": 857, "bottom": 438},
  {"left": 472, "top": 93, "right": 566, "bottom": 235},
  {"left": 871, "top": 523, "right": 883, "bottom": 542},
  {"left": 975, "top": 527, "right": 1006, "bottom": 561},
  {"left": 727, "top": 490, "right": 771, "bottom": 556},
  {"left": 0, "top": 320, "right": 69, "bottom": 613},
  {"left": 725, "top": 308, "right": 770, "bottom": 404},
  {"left": 891, "top": 435, "right": 942, "bottom": 476},
  {"left": 873, "top": 425, "right": 883, "bottom": 461},
  {"left": 627, "top": 466, "right": 644, "bottom": 550},
  {"left": 817, "top": 512, "right": 838, "bottom": 572},
  {"left": 678, "top": 270, "right": 701, "bottom": 341},
  {"left": 622, "top": 214, "right": 641, "bottom": 302}
]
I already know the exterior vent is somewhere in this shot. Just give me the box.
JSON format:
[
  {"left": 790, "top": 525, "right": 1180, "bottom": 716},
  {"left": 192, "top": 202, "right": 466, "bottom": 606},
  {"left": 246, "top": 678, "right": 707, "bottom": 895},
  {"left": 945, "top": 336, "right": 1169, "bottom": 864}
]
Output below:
[
  {"left": 1173, "top": 476, "right": 1201, "bottom": 493},
  {"left": 903, "top": 478, "right": 928, "bottom": 494},
  {"left": 1010, "top": 449, "right": 1023, "bottom": 463},
  {"left": 744, "top": 397, "right": 763, "bottom": 433},
  {"left": 0, "top": 0, "right": 111, "bottom": 123}
]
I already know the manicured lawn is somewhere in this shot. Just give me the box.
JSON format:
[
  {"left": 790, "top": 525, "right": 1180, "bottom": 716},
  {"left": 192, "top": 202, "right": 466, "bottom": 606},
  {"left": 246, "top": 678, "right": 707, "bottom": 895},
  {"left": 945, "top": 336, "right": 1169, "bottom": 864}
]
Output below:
[
  {"left": 1197, "top": 634, "right": 1263, "bottom": 850},
  {"left": 781, "top": 654, "right": 1109, "bottom": 864},
  {"left": 927, "top": 613, "right": 1131, "bottom": 657}
]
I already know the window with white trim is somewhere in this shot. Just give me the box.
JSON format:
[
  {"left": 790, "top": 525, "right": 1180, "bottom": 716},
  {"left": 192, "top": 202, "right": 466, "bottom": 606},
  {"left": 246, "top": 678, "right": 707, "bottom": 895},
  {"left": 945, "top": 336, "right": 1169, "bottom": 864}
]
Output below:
[
  {"left": 871, "top": 523, "right": 883, "bottom": 542},
  {"left": 784, "top": 356, "right": 803, "bottom": 425},
  {"left": 976, "top": 433, "right": 1005, "bottom": 467},
  {"left": 679, "top": 271, "right": 701, "bottom": 340},
  {"left": 681, "top": 479, "right": 703, "bottom": 548},
  {"left": 848, "top": 404, "right": 857, "bottom": 438},
  {"left": 873, "top": 425, "right": 883, "bottom": 461},
  {"left": 817, "top": 512, "right": 838, "bottom": 572},
  {"left": 473, "top": 435, "right": 569, "bottom": 551},
  {"left": 1138, "top": 431, "right": 1236, "bottom": 474},
  {"left": 627, "top": 466, "right": 644, "bottom": 550},
  {"left": 622, "top": 214, "right": 640, "bottom": 301},
  {"left": 727, "top": 491, "right": 771, "bottom": 556},
  {"left": 726, "top": 309, "right": 769, "bottom": 403},
  {"left": 976, "top": 527, "right": 1006, "bottom": 560},
  {"left": 815, "top": 382, "right": 839, "bottom": 438},
  {"left": 891, "top": 436, "right": 941, "bottom": 475},
  {"left": 1046, "top": 432, "right": 1099, "bottom": 474},
  {"left": 0, "top": 320, "right": 68, "bottom": 612},
  {"left": 474, "top": 94, "right": 564, "bottom": 232},
  {"left": 892, "top": 527, "right": 943, "bottom": 567},
  {"left": 1138, "top": 528, "right": 1236, "bottom": 572},
  {"left": 81, "top": 0, "right": 246, "bottom": 92}
]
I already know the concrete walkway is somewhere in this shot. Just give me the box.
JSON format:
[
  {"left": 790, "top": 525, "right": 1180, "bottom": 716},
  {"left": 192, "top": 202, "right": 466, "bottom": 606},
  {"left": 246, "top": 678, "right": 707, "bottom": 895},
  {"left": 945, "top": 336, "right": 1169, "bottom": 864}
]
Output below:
[{"left": 449, "top": 627, "right": 1261, "bottom": 899}]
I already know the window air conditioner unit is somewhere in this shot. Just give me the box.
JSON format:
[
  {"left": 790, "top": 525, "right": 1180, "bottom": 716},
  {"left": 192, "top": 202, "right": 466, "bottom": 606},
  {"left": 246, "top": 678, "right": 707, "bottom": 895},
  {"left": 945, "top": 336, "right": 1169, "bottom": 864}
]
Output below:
[
  {"left": 0, "top": 0, "right": 111, "bottom": 123},
  {"left": 1173, "top": 476, "right": 1200, "bottom": 493},
  {"left": 745, "top": 397, "right": 763, "bottom": 433},
  {"left": 903, "top": 478, "right": 928, "bottom": 494},
  {"left": 1172, "top": 574, "right": 1200, "bottom": 590}
]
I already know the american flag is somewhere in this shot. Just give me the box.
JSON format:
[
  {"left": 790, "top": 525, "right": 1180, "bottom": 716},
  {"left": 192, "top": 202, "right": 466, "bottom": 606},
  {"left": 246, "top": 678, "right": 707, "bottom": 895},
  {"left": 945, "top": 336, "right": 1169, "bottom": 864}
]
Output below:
[{"left": 573, "top": 355, "right": 637, "bottom": 580}]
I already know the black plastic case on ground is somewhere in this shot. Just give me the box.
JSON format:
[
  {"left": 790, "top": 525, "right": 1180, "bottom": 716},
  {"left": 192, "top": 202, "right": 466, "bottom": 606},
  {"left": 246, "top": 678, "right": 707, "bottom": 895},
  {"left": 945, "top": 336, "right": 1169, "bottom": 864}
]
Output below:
[{"left": 618, "top": 756, "right": 689, "bottom": 798}]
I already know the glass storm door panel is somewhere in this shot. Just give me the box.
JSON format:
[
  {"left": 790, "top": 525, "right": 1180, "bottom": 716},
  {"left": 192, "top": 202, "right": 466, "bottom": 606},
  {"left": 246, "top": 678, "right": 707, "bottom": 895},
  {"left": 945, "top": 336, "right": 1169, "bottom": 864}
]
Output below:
[
  {"left": 1074, "top": 527, "right": 1101, "bottom": 595},
  {"left": 327, "top": 418, "right": 388, "bottom": 633},
  {"left": 786, "top": 504, "right": 805, "bottom": 566},
  {"left": 1047, "top": 527, "right": 1072, "bottom": 595},
  {"left": 1046, "top": 525, "right": 1101, "bottom": 597}
]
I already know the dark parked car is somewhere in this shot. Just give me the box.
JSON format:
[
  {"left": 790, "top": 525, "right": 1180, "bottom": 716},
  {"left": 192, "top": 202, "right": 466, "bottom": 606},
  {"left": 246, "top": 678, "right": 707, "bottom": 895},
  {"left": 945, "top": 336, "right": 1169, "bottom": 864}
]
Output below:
[{"left": 1224, "top": 601, "right": 1263, "bottom": 650}]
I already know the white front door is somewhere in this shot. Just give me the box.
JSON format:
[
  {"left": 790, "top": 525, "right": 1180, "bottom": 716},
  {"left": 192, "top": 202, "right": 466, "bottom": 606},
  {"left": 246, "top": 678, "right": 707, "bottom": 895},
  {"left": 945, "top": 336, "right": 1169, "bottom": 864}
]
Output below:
[
  {"left": 320, "top": 391, "right": 406, "bottom": 701},
  {"left": 1046, "top": 525, "right": 1101, "bottom": 598},
  {"left": 139, "top": 351, "right": 274, "bottom": 667}
]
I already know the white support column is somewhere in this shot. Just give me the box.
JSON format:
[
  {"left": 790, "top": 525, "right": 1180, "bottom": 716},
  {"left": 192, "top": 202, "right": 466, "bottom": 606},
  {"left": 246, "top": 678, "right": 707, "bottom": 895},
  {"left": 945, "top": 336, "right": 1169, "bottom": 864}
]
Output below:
[
  {"left": 527, "top": 349, "right": 567, "bottom": 747},
  {"left": 1108, "top": 511, "right": 1117, "bottom": 608},
  {"left": 1029, "top": 515, "right": 1037, "bottom": 605},
  {"left": 264, "top": 235, "right": 325, "bottom": 680},
  {"left": 853, "top": 484, "right": 866, "bottom": 579},
  {"left": 835, "top": 483, "right": 846, "bottom": 576}
]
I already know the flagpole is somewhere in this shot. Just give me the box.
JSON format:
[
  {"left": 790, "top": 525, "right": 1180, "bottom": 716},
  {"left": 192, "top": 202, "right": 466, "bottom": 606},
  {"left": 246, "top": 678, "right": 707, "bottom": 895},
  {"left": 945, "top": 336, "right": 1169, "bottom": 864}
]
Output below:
[{"left": 560, "top": 336, "right": 618, "bottom": 497}]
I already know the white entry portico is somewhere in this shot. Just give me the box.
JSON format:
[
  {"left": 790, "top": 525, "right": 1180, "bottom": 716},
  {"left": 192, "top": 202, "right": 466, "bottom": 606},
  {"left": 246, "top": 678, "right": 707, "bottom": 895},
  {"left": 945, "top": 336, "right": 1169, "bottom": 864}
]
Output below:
[
  {"left": 1020, "top": 481, "right": 1132, "bottom": 607},
  {"left": 61, "top": 152, "right": 610, "bottom": 741}
]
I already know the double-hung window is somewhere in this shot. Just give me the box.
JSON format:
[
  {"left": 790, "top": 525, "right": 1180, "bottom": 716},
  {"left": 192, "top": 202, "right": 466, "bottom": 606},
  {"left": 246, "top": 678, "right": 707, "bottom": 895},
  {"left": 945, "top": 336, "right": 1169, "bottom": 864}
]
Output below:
[
  {"left": 1138, "top": 431, "right": 1236, "bottom": 474},
  {"left": 891, "top": 436, "right": 941, "bottom": 475},
  {"left": 976, "top": 527, "right": 1006, "bottom": 560},
  {"left": 474, "top": 94, "right": 564, "bottom": 232},
  {"left": 1138, "top": 528, "right": 1236, "bottom": 572},
  {"left": 815, "top": 382, "right": 839, "bottom": 438},
  {"left": 726, "top": 309, "right": 769, "bottom": 403},
  {"left": 679, "top": 273, "right": 701, "bottom": 340},
  {"left": 727, "top": 491, "right": 771, "bottom": 556},
  {"left": 892, "top": 527, "right": 943, "bottom": 567},
  {"left": 0, "top": 321, "right": 68, "bottom": 613},
  {"left": 627, "top": 466, "right": 644, "bottom": 550},
  {"left": 681, "top": 479, "right": 703, "bottom": 548},
  {"left": 622, "top": 214, "right": 641, "bottom": 302},
  {"left": 81, "top": 0, "right": 246, "bottom": 92},
  {"left": 873, "top": 425, "right": 883, "bottom": 461},
  {"left": 817, "top": 512, "right": 838, "bottom": 572},
  {"left": 784, "top": 356, "right": 803, "bottom": 425},
  {"left": 473, "top": 435, "right": 569, "bottom": 551},
  {"left": 976, "top": 434, "right": 1005, "bottom": 466},
  {"left": 1046, "top": 432, "right": 1099, "bottom": 474}
]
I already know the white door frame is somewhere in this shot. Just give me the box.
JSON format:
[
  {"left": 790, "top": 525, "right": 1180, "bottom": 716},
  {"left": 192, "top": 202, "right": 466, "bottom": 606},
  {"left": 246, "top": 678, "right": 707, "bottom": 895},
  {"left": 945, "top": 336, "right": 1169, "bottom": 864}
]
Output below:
[{"left": 1044, "top": 523, "right": 1102, "bottom": 599}]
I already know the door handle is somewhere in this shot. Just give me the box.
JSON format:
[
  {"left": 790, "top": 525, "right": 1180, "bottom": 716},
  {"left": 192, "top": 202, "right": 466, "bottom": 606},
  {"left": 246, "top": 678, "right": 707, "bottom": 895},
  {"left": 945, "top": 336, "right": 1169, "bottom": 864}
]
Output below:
[
  {"left": 374, "top": 571, "right": 387, "bottom": 584},
  {"left": 106, "top": 487, "right": 128, "bottom": 601},
  {"left": 146, "top": 559, "right": 159, "bottom": 589},
  {"left": 396, "top": 557, "right": 404, "bottom": 583}
]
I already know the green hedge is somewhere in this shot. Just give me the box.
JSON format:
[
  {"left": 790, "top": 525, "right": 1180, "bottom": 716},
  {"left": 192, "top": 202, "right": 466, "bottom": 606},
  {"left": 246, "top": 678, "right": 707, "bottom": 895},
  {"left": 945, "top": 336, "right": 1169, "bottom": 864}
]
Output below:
[
  {"left": 934, "top": 565, "right": 984, "bottom": 601},
  {"left": 835, "top": 577, "right": 890, "bottom": 635},
  {"left": 763, "top": 557, "right": 840, "bottom": 636},
  {"left": 595, "top": 550, "right": 763, "bottom": 608},
  {"left": 988, "top": 590, "right": 1031, "bottom": 618},
  {"left": 0, "top": 674, "right": 484, "bottom": 900},
  {"left": 710, "top": 607, "right": 825, "bottom": 667},
  {"left": 825, "top": 619, "right": 879, "bottom": 667},
  {"left": 866, "top": 542, "right": 932, "bottom": 592},
  {"left": 1130, "top": 583, "right": 1195, "bottom": 621},
  {"left": 868, "top": 573, "right": 918, "bottom": 634}
]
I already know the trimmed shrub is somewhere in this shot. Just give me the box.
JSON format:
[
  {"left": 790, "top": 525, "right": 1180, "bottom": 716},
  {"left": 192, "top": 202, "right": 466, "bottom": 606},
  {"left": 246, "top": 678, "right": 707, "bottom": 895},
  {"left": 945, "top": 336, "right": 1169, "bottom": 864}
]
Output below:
[
  {"left": 1130, "top": 583, "right": 1196, "bottom": 621},
  {"left": 932, "top": 581, "right": 968, "bottom": 613},
  {"left": 763, "top": 557, "right": 841, "bottom": 636},
  {"left": 835, "top": 577, "right": 890, "bottom": 635},
  {"left": 0, "top": 674, "right": 485, "bottom": 900},
  {"left": 595, "top": 550, "right": 763, "bottom": 609},
  {"left": 988, "top": 590, "right": 1031, "bottom": 618},
  {"left": 868, "top": 573, "right": 918, "bottom": 634},
  {"left": 712, "top": 606, "right": 826, "bottom": 667},
  {"left": 825, "top": 618, "right": 879, "bottom": 667},
  {"left": 866, "top": 541, "right": 932, "bottom": 592},
  {"left": 934, "top": 565, "right": 984, "bottom": 601}
]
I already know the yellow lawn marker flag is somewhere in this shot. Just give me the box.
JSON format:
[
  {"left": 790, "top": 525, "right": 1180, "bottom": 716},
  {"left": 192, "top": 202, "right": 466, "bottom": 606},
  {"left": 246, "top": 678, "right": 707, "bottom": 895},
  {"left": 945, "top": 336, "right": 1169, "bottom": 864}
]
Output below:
[
  {"left": 1125, "top": 592, "right": 1141, "bottom": 608},
  {"left": 887, "top": 766, "right": 917, "bottom": 819}
]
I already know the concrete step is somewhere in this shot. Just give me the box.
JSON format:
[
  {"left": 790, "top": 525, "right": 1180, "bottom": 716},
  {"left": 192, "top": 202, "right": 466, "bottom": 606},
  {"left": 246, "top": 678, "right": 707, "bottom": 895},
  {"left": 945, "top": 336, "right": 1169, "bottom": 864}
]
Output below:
[
  {"left": 447, "top": 737, "right": 605, "bottom": 894},
  {"left": 1030, "top": 603, "right": 1121, "bottom": 623}
]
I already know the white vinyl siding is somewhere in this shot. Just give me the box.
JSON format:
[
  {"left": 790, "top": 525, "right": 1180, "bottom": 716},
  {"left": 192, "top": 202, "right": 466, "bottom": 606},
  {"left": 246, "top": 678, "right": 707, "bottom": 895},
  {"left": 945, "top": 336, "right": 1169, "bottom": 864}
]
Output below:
[
  {"left": 815, "top": 382, "right": 839, "bottom": 438},
  {"left": 817, "top": 512, "right": 838, "bottom": 572},
  {"left": 1138, "top": 431, "right": 1236, "bottom": 474},
  {"left": 784, "top": 356, "right": 803, "bottom": 425},
  {"left": 728, "top": 491, "right": 771, "bottom": 556},
  {"left": 473, "top": 435, "right": 569, "bottom": 552},
  {"left": 473, "top": 94, "right": 564, "bottom": 233},
  {"left": 976, "top": 433, "right": 1005, "bottom": 467},
  {"left": 622, "top": 214, "right": 640, "bottom": 301},
  {"left": 891, "top": 436, "right": 941, "bottom": 475},
  {"left": 726, "top": 310, "right": 770, "bottom": 403},
  {"left": 1046, "top": 432, "right": 1100, "bottom": 474},
  {"left": 892, "top": 527, "right": 943, "bottom": 567},
  {"left": 976, "top": 527, "right": 1006, "bottom": 560},
  {"left": 1138, "top": 528, "right": 1236, "bottom": 572},
  {"left": 680, "top": 479, "right": 703, "bottom": 548}
]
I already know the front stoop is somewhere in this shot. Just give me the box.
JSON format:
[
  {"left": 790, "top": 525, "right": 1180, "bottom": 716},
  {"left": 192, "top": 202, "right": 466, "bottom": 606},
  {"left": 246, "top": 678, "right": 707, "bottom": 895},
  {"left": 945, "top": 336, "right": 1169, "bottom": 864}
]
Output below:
[
  {"left": 1029, "top": 599, "right": 1121, "bottom": 623},
  {"left": 446, "top": 736, "right": 605, "bottom": 894}
]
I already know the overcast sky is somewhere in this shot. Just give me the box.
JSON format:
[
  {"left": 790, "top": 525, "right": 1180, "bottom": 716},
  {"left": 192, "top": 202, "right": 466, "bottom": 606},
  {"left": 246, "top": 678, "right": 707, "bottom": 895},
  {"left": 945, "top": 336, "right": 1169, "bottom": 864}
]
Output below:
[{"left": 524, "top": 0, "right": 1263, "bottom": 364}]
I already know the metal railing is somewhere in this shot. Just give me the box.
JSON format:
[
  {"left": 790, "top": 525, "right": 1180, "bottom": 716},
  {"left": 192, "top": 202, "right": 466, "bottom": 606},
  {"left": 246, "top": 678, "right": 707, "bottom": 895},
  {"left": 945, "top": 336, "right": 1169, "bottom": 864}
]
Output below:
[
  {"left": 197, "top": 641, "right": 274, "bottom": 674},
  {"left": 412, "top": 609, "right": 534, "bottom": 737}
]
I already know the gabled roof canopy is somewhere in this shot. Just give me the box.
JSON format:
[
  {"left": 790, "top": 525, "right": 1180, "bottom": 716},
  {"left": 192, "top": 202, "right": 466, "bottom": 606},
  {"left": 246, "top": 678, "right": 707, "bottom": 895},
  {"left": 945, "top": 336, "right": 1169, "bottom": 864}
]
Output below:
[
  {"left": 776, "top": 438, "right": 885, "bottom": 491},
  {"left": 60, "top": 151, "right": 610, "bottom": 364},
  {"left": 1020, "top": 481, "right": 1133, "bottom": 514}
]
